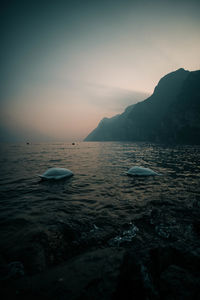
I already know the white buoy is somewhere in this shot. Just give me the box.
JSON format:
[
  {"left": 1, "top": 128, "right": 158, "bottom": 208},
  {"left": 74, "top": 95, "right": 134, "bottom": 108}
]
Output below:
[
  {"left": 38, "top": 167, "right": 73, "bottom": 180},
  {"left": 127, "top": 166, "right": 160, "bottom": 176}
]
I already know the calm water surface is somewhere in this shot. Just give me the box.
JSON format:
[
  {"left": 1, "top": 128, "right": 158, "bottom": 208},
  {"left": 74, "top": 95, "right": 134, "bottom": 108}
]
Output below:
[{"left": 0, "top": 142, "right": 200, "bottom": 264}]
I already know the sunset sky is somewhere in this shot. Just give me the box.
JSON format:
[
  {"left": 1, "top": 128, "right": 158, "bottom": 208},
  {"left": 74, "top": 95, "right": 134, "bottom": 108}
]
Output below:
[{"left": 0, "top": 0, "right": 200, "bottom": 142}]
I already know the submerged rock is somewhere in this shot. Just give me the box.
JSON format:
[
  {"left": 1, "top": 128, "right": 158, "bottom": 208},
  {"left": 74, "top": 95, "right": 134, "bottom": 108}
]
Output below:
[{"left": 38, "top": 167, "right": 73, "bottom": 180}]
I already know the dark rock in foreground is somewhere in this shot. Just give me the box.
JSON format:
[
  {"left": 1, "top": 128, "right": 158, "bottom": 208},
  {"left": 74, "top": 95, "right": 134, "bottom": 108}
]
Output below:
[{"left": 1, "top": 201, "right": 200, "bottom": 299}]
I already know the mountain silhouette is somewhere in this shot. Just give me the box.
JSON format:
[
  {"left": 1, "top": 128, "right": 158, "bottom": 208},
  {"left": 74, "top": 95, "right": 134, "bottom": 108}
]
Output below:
[{"left": 84, "top": 68, "right": 200, "bottom": 144}]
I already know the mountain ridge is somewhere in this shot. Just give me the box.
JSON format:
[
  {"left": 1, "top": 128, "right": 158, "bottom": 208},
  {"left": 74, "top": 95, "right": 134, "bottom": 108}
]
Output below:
[{"left": 84, "top": 68, "right": 200, "bottom": 144}]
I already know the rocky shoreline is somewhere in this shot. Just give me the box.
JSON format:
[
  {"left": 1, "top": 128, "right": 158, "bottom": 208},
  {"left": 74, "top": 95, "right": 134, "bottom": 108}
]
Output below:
[{"left": 1, "top": 199, "right": 200, "bottom": 299}]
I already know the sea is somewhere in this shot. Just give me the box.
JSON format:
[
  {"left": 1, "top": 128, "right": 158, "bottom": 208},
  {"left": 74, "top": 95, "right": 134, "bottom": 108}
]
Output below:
[{"left": 0, "top": 142, "right": 200, "bottom": 273}]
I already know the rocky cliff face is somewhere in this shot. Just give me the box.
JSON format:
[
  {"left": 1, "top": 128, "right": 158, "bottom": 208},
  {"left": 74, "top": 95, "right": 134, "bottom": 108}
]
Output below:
[{"left": 85, "top": 68, "right": 200, "bottom": 144}]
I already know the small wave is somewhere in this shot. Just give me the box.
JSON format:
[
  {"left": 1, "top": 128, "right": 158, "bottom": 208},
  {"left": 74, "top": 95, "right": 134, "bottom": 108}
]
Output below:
[{"left": 108, "top": 223, "right": 139, "bottom": 246}]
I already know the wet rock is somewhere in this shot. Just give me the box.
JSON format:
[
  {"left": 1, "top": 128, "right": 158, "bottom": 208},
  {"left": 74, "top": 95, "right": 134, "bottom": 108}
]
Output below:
[
  {"left": 78, "top": 224, "right": 117, "bottom": 249},
  {"left": 6, "top": 248, "right": 125, "bottom": 300},
  {"left": 21, "top": 243, "right": 46, "bottom": 274},
  {"left": 113, "top": 251, "right": 158, "bottom": 300},
  {"left": 155, "top": 224, "right": 170, "bottom": 239},
  {"left": 1, "top": 197, "right": 200, "bottom": 299},
  {"left": 193, "top": 220, "right": 200, "bottom": 236},
  {"left": 114, "top": 245, "right": 200, "bottom": 300},
  {"left": 160, "top": 265, "right": 200, "bottom": 299},
  {"left": 0, "top": 261, "right": 24, "bottom": 281},
  {"left": 26, "top": 224, "right": 82, "bottom": 270},
  {"left": 58, "top": 222, "right": 80, "bottom": 241},
  {"left": 149, "top": 246, "right": 200, "bottom": 299},
  {"left": 149, "top": 208, "right": 161, "bottom": 225}
]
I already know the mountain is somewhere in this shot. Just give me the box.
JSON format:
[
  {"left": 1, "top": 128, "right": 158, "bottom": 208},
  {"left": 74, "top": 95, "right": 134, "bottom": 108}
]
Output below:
[{"left": 84, "top": 68, "right": 200, "bottom": 144}]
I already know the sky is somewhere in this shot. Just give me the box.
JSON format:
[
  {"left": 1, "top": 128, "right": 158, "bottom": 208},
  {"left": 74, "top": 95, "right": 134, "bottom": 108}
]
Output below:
[{"left": 0, "top": 0, "right": 200, "bottom": 142}]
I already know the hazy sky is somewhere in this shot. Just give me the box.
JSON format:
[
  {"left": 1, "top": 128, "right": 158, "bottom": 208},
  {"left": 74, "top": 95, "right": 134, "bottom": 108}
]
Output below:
[{"left": 0, "top": 0, "right": 200, "bottom": 142}]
